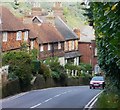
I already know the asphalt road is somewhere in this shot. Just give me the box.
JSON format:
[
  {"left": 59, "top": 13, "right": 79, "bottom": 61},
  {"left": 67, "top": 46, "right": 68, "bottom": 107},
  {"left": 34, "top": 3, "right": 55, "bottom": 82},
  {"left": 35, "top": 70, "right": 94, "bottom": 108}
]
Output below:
[{"left": 2, "top": 86, "right": 102, "bottom": 109}]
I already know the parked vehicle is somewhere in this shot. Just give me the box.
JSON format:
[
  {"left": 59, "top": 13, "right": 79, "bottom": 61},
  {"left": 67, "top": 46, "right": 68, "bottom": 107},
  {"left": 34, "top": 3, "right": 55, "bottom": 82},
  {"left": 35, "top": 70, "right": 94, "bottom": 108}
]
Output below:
[{"left": 89, "top": 76, "right": 105, "bottom": 89}]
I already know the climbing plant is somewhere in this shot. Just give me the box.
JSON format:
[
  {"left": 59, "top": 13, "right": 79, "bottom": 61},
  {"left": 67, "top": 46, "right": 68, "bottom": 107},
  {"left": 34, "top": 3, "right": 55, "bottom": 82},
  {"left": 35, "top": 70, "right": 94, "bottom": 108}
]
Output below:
[{"left": 91, "top": 2, "right": 120, "bottom": 92}]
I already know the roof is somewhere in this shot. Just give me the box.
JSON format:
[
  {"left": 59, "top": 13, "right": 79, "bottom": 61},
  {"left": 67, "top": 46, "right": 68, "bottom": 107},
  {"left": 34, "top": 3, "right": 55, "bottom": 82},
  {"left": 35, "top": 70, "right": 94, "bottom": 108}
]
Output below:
[
  {"left": 0, "top": 6, "right": 28, "bottom": 31},
  {"left": 55, "top": 16, "right": 79, "bottom": 40},
  {"left": 65, "top": 51, "right": 81, "bottom": 59},
  {"left": 27, "top": 23, "right": 65, "bottom": 44},
  {"left": 79, "top": 25, "right": 95, "bottom": 42}
]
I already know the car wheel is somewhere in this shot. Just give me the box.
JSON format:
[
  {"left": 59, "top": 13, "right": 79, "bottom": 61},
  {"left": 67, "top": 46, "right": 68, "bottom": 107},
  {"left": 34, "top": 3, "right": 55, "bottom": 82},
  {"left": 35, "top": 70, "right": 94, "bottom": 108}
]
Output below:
[
  {"left": 93, "top": 86, "right": 95, "bottom": 89},
  {"left": 90, "top": 86, "right": 92, "bottom": 89}
]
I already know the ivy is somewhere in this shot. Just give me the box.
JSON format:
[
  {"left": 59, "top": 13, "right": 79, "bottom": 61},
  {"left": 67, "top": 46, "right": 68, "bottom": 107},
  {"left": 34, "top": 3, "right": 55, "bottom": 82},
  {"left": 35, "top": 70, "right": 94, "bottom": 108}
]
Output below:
[{"left": 91, "top": 2, "right": 120, "bottom": 91}]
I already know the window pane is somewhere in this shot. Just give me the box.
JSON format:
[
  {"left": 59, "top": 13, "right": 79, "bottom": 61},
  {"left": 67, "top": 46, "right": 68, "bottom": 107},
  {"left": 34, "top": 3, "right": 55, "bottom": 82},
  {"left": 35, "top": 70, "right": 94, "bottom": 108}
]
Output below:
[
  {"left": 24, "top": 31, "right": 28, "bottom": 41},
  {"left": 16, "top": 31, "right": 22, "bottom": 40},
  {"left": 3, "top": 32, "right": 7, "bottom": 42}
]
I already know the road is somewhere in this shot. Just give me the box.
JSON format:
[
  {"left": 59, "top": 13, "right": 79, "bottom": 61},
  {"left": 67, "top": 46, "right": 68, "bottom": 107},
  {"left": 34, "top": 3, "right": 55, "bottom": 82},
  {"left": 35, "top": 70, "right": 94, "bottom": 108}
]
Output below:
[{"left": 2, "top": 86, "right": 102, "bottom": 109}]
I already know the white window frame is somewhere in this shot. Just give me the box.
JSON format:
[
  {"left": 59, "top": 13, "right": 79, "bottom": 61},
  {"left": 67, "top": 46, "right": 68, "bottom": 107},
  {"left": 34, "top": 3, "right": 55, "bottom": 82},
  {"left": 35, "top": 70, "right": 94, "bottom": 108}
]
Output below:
[
  {"left": 40, "top": 45, "right": 44, "bottom": 52},
  {"left": 48, "top": 43, "right": 51, "bottom": 50},
  {"left": 72, "top": 41, "right": 74, "bottom": 50},
  {"left": 16, "top": 31, "right": 22, "bottom": 40},
  {"left": 24, "top": 31, "right": 28, "bottom": 41},
  {"left": 65, "top": 41, "right": 68, "bottom": 51},
  {"left": 2, "top": 32, "right": 8, "bottom": 42},
  {"left": 58, "top": 42, "right": 61, "bottom": 49}
]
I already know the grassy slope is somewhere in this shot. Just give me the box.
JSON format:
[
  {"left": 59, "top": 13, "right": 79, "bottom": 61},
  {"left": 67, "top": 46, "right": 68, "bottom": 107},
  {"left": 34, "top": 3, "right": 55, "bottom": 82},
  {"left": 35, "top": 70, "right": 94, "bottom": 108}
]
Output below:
[
  {"left": 1, "top": 2, "right": 87, "bottom": 28},
  {"left": 1, "top": 2, "right": 32, "bottom": 17},
  {"left": 63, "top": 2, "right": 87, "bottom": 28}
]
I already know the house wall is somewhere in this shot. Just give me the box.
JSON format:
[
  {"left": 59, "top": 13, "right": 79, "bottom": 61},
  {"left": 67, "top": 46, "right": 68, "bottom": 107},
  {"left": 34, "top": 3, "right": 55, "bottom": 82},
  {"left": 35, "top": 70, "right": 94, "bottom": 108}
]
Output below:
[
  {"left": 78, "top": 41, "right": 97, "bottom": 69},
  {"left": 39, "top": 42, "right": 65, "bottom": 60},
  {"left": 64, "top": 40, "right": 78, "bottom": 52},
  {"left": 2, "top": 31, "right": 29, "bottom": 52}
]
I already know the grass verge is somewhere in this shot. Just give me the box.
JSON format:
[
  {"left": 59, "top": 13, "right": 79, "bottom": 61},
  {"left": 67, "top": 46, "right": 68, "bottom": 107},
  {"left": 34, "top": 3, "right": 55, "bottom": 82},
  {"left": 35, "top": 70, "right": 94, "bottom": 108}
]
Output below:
[{"left": 96, "top": 91, "right": 120, "bottom": 109}]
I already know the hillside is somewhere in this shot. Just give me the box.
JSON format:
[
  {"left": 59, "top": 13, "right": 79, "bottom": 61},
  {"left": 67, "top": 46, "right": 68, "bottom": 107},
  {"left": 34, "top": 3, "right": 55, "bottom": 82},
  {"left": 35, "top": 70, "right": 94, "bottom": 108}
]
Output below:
[{"left": 0, "top": 2, "right": 88, "bottom": 28}]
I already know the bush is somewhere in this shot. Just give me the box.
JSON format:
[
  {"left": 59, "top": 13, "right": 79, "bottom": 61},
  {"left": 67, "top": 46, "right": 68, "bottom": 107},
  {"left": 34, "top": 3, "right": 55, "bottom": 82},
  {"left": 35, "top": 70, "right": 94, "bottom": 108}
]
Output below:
[
  {"left": 2, "top": 51, "right": 33, "bottom": 92},
  {"left": 44, "top": 57, "right": 67, "bottom": 82},
  {"left": 39, "top": 63, "right": 51, "bottom": 80}
]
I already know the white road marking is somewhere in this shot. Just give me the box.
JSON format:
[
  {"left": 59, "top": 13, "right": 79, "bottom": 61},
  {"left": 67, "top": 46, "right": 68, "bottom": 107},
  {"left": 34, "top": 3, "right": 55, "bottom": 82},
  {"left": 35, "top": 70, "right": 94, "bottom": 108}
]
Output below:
[
  {"left": 83, "top": 90, "right": 103, "bottom": 110},
  {"left": 30, "top": 90, "right": 72, "bottom": 108},
  {"left": 89, "top": 98, "right": 98, "bottom": 109}
]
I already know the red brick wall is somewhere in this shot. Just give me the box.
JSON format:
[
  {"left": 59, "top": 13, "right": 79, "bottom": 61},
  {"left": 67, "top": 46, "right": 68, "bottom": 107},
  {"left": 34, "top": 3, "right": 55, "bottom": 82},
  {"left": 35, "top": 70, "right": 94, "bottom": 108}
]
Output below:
[{"left": 78, "top": 41, "right": 97, "bottom": 69}]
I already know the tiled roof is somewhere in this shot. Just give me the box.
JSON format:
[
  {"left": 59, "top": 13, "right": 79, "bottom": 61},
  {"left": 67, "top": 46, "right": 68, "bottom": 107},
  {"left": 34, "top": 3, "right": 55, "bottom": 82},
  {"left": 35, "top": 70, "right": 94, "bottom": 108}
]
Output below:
[
  {"left": 27, "top": 23, "right": 65, "bottom": 44},
  {"left": 55, "top": 16, "right": 78, "bottom": 40},
  {"left": 0, "top": 6, "right": 28, "bottom": 31},
  {"left": 65, "top": 51, "right": 81, "bottom": 59}
]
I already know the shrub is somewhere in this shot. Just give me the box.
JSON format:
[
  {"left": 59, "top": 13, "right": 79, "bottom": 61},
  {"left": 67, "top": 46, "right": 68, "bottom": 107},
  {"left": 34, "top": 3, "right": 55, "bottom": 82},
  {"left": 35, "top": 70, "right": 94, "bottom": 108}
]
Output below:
[
  {"left": 39, "top": 63, "right": 51, "bottom": 80},
  {"left": 2, "top": 51, "right": 33, "bottom": 91}
]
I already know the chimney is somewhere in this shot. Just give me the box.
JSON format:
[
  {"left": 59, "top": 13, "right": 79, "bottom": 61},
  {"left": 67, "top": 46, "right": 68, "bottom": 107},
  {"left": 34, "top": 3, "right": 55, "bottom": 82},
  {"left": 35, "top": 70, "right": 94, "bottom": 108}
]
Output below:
[{"left": 73, "top": 28, "right": 80, "bottom": 39}]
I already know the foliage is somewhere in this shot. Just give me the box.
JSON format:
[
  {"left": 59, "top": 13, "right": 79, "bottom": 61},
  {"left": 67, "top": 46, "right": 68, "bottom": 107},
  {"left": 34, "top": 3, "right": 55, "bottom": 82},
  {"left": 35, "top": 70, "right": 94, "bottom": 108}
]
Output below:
[
  {"left": 29, "top": 48, "right": 38, "bottom": 60},
  {"left": 44, "top": 57, "right": 67, "bottom": 82},
  {"left": 80, "top": 63, "right": 92, "bottom": 74},
  {"left": 2, "top": 51, "right": 32, "bottom": 91},
  {"left": 90, "top": 2, "right": 120, "bottom": 91},
  {"left": 82, "top": 2, "right": 94, "bottom": 26},
  {"left": 39, "top": 63, "right": 51, "bottom": 80},
  {"left": 96, "top": 92, "right": 120, "bottom": 108},
  {"left": 20, "top": 42, "right": 29, "bottom": 52},
  {"left": 63, "top": 7, "right": 69, "bottom": 15}
]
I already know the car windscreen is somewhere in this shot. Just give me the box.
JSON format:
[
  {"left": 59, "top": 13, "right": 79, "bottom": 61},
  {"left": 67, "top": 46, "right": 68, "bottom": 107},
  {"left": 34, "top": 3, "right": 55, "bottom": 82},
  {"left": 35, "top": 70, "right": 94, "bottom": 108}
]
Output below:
[{"left": 92, "top": 76, "right": 104, "bottom": 81}]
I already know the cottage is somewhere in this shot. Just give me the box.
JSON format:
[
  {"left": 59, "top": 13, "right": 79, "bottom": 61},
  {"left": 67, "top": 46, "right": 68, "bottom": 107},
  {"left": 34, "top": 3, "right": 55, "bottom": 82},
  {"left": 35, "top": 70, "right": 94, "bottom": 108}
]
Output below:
[
  {"left": 78, "top": 25, "right": 98, "bottom": 71},
  {"left": 55, "top": 16, "right": 81, "bottom": 76},
  {"left": 27, "top": 23, "right": 65, "bottom": 65},
  {"left": 0, "top": 6, "right": 29, "bottom": 52}
]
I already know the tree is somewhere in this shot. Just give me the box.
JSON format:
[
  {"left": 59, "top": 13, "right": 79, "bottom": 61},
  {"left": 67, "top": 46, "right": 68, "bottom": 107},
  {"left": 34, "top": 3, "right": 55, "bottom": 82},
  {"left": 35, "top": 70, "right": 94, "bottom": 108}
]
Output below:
[
  {"left": 2, "top": 51, "right": 33, "bottom": 91},
  {"left": 91, "top": 2, "right": 120, "bottom": 92}
]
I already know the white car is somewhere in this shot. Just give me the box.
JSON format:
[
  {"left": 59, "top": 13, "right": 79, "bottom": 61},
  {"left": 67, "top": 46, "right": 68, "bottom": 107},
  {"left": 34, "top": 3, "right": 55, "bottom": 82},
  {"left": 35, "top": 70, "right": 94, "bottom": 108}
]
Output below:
[{"left": 89, "top": 76, "right": 105, "bottom": 89}]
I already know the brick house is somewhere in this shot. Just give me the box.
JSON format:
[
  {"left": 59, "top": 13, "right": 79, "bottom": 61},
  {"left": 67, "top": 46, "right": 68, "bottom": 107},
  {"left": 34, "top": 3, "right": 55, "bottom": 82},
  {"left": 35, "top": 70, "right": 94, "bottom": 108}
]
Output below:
[
  {"left": 78, "top": 25, "right": 98, "bottom": 72},
  {"left": 55, "top": 17, "right": 81, "bottom": 76},
  {"left": 0, "top": 6, "right": 29, "bottom": 52},
  {"left": 27, "top": 23, "right": 65, "bottom": 65}
]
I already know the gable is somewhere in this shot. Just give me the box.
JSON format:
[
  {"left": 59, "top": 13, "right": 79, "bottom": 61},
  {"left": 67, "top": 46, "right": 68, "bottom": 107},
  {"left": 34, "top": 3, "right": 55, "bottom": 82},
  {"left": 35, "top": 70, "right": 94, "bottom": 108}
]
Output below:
[{"left": 32, "top": 16, "right": 43, "bottom": 24}]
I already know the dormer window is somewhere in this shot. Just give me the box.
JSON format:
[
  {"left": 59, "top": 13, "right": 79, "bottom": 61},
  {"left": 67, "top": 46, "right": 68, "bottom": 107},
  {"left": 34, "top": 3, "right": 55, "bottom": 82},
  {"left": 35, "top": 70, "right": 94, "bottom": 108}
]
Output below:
[{"left": 16, "top": 31, "right": 22, "bottom": 40}]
